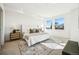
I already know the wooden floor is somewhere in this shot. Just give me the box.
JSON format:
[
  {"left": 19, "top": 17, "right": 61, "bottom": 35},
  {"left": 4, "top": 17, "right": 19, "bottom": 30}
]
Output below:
[
  {"left": 0, "top": 39, "right": 63, "bottom": 55},
  {"left": 0, "top": 40, "right": 24, "bottom": 55}
]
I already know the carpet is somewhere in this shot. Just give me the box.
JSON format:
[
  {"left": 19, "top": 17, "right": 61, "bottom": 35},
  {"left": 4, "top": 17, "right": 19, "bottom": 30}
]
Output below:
[
  {"left": 41, "top": 43, "right": 64, "bottom": 49},
  {"left": 18, "top": 40, "right": 63, "bottom": 55}
]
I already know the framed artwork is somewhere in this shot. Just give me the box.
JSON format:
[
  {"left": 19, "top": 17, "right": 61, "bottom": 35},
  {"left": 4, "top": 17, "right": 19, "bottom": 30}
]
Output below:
[{"left": 55, "top": 17, "right": 64, "bottom": 30}]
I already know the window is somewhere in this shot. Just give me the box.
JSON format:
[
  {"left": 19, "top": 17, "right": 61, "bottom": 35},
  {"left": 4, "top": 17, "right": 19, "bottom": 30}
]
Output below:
[
  {"left": 55, "top": 17, "right": 64, "bottom": 30},
  {"left": 46, "top": 18, "right": 53, "bottom": 29}
]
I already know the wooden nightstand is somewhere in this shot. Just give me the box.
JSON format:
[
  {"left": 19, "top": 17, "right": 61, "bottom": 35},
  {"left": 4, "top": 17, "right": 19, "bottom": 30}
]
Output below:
[{"left": 10, "top": 32, "right": 21, "bottom": 40}]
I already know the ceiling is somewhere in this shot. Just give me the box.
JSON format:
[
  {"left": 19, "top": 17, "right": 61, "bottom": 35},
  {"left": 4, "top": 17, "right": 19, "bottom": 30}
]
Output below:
[{"left": 4, "top": 3, "right": 79, "bottom": 18}]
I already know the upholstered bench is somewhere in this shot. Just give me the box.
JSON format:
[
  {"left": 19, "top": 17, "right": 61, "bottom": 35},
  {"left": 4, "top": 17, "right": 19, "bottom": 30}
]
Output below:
[{"left": 62, "top": 40, "right": 79, "bottom": 55}]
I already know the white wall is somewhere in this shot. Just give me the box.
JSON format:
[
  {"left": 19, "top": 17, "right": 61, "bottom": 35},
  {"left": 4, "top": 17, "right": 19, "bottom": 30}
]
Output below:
[
  {"left": 51, "top": 8, "right": 79, "bottom": 39},
  {"left": 5, "top": 10, "right": 43, "bottom": 41},
  {"left": 5, "top": 6, "right": 79, "bottom": 43},
  {"left": 50, "top": 8, "right": 79, "bottom": 43},
  {"left": 70, "top": 8, "right": 79, "bottom": 42},
  {"left": 48, "top": 11, "right": 72, "bottom": 39}
]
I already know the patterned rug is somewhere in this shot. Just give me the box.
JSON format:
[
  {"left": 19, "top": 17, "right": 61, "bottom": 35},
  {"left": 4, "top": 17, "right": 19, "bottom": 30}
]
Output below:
[
  {"left": 18, "top": 39, "right": 63, "bottom": 55},
  {"left": 41, "top": 43, "right": 64, "bottom": 49}
]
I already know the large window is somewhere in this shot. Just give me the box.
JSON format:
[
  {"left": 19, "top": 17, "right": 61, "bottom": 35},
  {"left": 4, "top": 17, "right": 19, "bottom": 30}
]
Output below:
[
  {"left": 55, "top": 17, "right": 64, "bottom": 30},
  {"left": 46, "top": 18, "right": 53, "bottom": 29},
  {"left": 44, "top": 17, "right": 64, "bottom": 30}
]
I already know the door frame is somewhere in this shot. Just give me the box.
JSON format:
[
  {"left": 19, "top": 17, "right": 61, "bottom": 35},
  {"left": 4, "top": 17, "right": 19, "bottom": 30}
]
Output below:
[{"left": 0, "top": 6, "right": 3, "bottom": 48}]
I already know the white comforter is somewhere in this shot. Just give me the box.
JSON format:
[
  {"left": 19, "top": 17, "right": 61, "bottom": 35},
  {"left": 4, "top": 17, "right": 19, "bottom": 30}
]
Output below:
[{"left": 23, "top": 32, "right": 50, "bottom": 46}]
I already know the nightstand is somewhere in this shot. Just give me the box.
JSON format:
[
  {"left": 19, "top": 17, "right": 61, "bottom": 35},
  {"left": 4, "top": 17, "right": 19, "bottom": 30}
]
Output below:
[{"left": 10, "top": 32, "right": 21, "bottom": 40}]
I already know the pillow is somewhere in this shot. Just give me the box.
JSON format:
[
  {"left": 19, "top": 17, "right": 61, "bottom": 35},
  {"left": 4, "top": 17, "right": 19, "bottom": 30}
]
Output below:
[
  {"left": 29, "top": 28, "right": 40, "bottom": 33},
  {"left": 29, "top": 29, "right": 33, "bottom": 33},
  {"left": 36, "top": 29, "right": 39, "bottom": 33}
]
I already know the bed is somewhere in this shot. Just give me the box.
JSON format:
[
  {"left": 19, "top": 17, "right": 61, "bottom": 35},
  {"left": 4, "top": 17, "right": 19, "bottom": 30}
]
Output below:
[{"left": 23, "top": 32, "right": 50, "bottom": 46}]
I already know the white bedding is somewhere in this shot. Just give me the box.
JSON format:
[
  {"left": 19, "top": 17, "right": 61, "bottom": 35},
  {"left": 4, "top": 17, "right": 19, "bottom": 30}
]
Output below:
[{"left": 23, "top": 32, "right": 50, "bottom": 46}]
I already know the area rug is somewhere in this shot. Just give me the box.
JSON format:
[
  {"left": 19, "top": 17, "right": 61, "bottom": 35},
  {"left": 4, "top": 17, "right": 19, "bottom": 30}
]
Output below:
[
  {"left": 41, "top": 43, "right": 64, "bottom": 49},
  {"left": 18, "top": 40, "right": 63, "bottom": 55}
]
